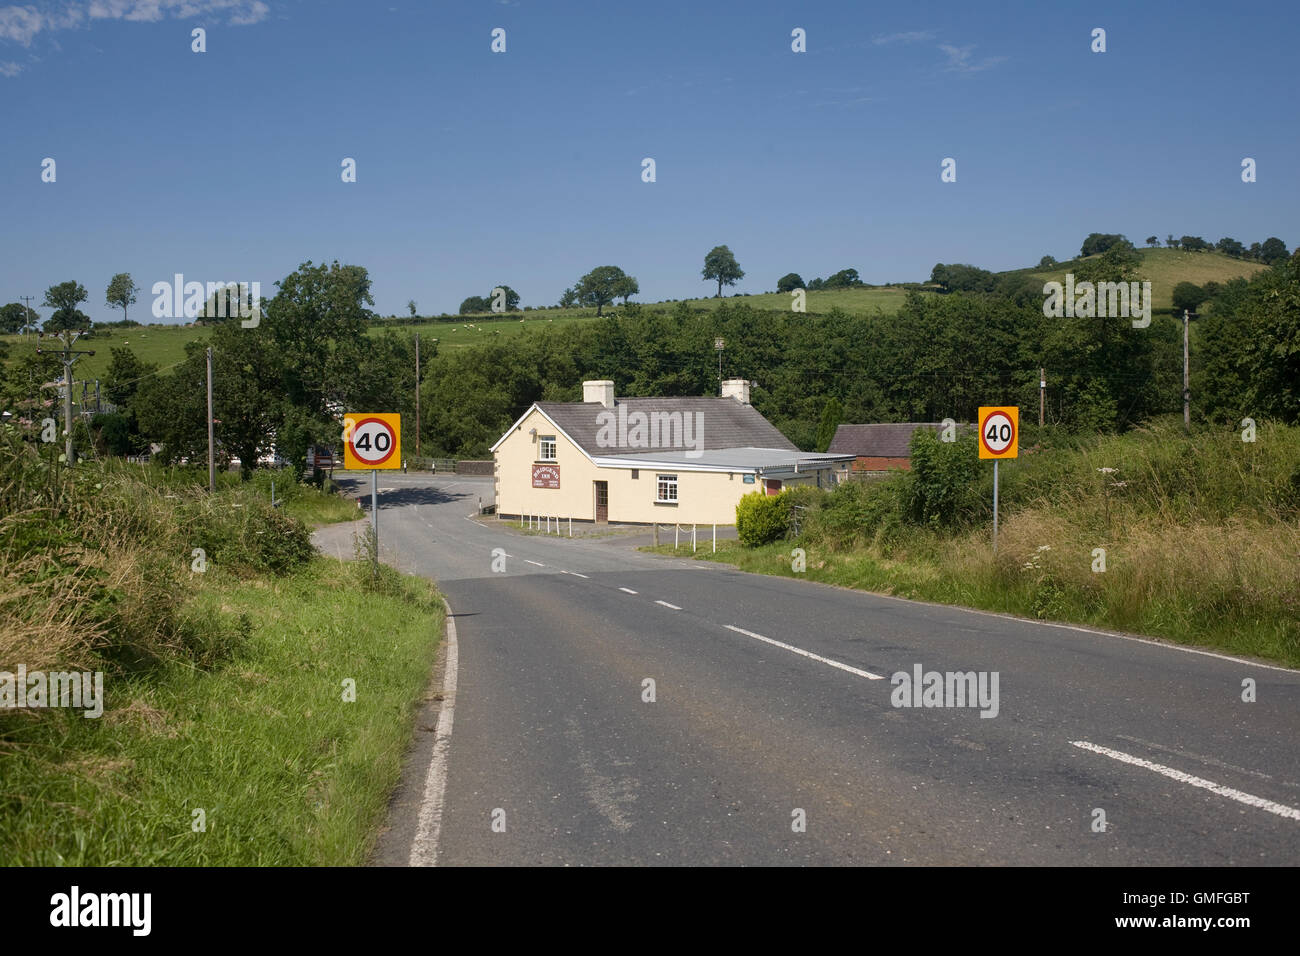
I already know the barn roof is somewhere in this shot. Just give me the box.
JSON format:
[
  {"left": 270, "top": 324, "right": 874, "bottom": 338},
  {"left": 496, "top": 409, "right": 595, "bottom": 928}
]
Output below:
[{"left": 827, "top": 422, "right": 948, "bottom": 458}]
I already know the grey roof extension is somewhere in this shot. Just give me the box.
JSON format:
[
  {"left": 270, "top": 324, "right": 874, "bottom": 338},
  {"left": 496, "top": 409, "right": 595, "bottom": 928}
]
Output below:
[{"left": 590, "top": 447, "right": 854, "bottom": 473}]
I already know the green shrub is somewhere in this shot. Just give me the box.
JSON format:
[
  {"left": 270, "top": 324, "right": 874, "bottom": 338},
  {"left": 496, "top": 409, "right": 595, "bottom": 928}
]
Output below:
[
  {"left": 806, "top": 477, "right": 907, "bottom": 549},
  {"left": 905, "top": 427, "right": 982, "bottom": 527},
  {"left": 736, "top": 490, "right": 791, "bottom": 547},
  {"left": 781, "top": 484, "right": 820, "bottom": 537}
]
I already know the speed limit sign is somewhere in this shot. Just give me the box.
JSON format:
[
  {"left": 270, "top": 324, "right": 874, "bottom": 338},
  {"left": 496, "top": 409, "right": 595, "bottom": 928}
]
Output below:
[
  {"left": 978, "top": 407, "right": 1018, "bottom": 459},
  {"left": 343, "top": 413, "right": 401, "bottom": 470}
]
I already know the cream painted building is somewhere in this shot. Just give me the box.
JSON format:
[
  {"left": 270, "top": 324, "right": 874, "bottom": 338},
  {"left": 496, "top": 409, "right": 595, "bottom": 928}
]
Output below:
[{"left": 490, "top": 380, "right": 854, "bottom": 526}]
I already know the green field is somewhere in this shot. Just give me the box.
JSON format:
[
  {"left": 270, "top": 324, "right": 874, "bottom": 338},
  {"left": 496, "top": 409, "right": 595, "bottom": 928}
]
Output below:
[
  {"left": 1025, "top": 248, "right": 1267, "bottom": 310},
  {"left": 0, "top": 249, "right": 1268, "bottom": 383},
  {"left": 0, "top": 287, "right": 919, "bottom": 380}
]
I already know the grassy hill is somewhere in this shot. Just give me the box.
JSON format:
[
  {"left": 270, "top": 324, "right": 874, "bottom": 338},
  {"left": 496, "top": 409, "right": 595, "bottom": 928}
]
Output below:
[
  {"left": 1023, "top": 247, "right": 1267, "bottom": 310},
  {"left": 0, "top": 286, "right": 923, "bottom": 381},
  {"left": 0, "top": 248, "right": 1269, "bottom": 383}
]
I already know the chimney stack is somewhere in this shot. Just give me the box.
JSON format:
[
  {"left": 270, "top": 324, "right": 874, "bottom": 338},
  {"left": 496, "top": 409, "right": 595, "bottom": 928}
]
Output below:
[
  {"left": 583, "top": 380, "right": 615, "bottom": 408},
  {"left": 720, "top": 378, "right": 751, "bottom": 405}
]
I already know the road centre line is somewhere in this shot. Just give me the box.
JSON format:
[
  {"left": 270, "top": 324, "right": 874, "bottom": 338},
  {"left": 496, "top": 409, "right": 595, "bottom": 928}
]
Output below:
[
  {"left": 619, "top": 587, "right": 638, "bottom": 594},
  {"left": 1070, "top": 740, "right": 1300, "bottom": 821},
  {"left": 655, "top": 600, "right": 682, "bottom": 610},
  {"left": 723, "top": 625, "right": 885, "bottom": 681}
]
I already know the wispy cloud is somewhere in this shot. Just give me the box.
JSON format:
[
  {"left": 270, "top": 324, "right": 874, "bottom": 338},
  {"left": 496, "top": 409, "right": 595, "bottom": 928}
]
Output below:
[
  {"left": 0, "top": 6, "right": 56, "bottom": 45},
  {"left": 872, "top": 30, "right": 933, "bottom": 46},
  {"left": 0, "top": 1, "right": 269, "bottom": 48},
  {"left": 939, "top": 43, "right": 1006, "bottom": 73},
  {"left": 0, "top": 58, "right": 22, "bottom": 75}
]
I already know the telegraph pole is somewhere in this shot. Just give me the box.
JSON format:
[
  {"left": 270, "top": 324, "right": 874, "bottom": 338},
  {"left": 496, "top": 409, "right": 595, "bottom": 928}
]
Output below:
[
  {"left": 36, "top": 330, "right": 94, "bottom": 464},
  {"left": 1039, "top": 368, "right": 1045, "bottom": 427},
  {"left": 206, "top": 347, "right": 216, "bottom": 492},
  {"left": 414, "top": 332, "right": 421, "bottom": 460},
  {"left": 19, "top": 296, "right": 36, "bottom": 339}
]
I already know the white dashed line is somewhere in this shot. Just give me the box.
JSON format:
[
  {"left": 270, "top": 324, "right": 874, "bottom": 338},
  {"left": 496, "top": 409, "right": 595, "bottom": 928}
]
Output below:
[
  {"left": 1070, "top": 740, "right": 1300, "bottom": 821},
  {"left": 525, "top": 560, "right": 545, "bottom": 567},
  {"left": 723, "top": 625, "right": 885, "bottom": 680},
  {"left": 655, "top": 600, "right": 682, "bottom": 610},
  {"left": 568, "top": 571, "right": 590, "bottom": 579},
  {"left": 619, "top": 587, "right": 638, "bottom": 594}
]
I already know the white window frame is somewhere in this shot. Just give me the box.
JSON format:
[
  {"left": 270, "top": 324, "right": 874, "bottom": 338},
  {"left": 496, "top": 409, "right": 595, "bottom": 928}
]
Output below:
[
  {"left": 656, "top": 474, "right": 678, "bottom": 503},
  {"left": 539, "top": 435, "right": 557, "bottom": 461}
]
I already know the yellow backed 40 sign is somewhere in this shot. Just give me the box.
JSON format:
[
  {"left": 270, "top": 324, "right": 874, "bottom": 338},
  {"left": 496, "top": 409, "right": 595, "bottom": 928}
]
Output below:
[
  {"left": 977, "top": 406, "right": 1018, "bottom": 459},
  {"left": 343, "top": 413, "right": 401, "bottom": 470}
]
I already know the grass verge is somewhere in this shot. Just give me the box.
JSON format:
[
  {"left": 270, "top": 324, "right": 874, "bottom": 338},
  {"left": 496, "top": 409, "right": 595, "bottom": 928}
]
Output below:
[
  {"left": 0, "top": 556, "right": 443, "bottom": 865},
  {"left": 644, "top": 420, "right": 1300, "bottom": 669}
]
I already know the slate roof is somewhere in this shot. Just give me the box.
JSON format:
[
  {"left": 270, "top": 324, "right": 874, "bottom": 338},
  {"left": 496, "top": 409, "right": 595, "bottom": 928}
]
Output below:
[
  {"left": 828, "top": 422, "right": 948, "bottom": 458},
  {"left": 535, "top": 397, "right": 798, "bottom": 456}
]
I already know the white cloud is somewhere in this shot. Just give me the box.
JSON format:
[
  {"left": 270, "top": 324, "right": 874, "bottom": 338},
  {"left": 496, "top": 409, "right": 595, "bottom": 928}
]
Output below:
[
  {"left": 88, "top": 1, "right": 269, "bottom": 24},
  {"left": 939, "top": 43, "right": 1006, "bottom": 73},
  {"left": 0, "top": 0, "right": 268, "bottom": 48},
  {"left": 0, "top": 6, "right": 45, "bottom": 45},
  {"left": 0, "top": 58, "right": 22, "bottom": 74},
  {"left": 872, "top": 30, "right": 933, "bottom": 45}
]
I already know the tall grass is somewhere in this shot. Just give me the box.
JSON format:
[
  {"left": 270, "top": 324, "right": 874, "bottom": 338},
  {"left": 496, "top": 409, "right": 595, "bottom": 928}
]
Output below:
[
  {"left": 703, "top": 418, "right": 1300, "bottom": 666},
  {"left": 0, "top": 425, "right": 444, "bottom": 865}
]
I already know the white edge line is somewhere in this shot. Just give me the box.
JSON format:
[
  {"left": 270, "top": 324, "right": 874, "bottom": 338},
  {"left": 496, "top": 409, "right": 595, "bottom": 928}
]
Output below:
[
  {"left": 409, "top": 600, "right": 459, "bottom": 867},
  {"left": 724, "top": 624, "right": 884, "bottom": 680},
  {"left": 655, "top": 600, "right": 682, "bottom": 610},
  {"left": 1070, "top": 740, "right": 1300, "bottom": 822},
  {"left": 525, "top": 559, "right": 545, "bottom": 567}
]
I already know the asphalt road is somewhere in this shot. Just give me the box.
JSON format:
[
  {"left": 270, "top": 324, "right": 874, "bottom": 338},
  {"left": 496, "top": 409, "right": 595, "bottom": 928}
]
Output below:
[{"left": 314, "top": 473, "right": 1300, "bottom": 866}]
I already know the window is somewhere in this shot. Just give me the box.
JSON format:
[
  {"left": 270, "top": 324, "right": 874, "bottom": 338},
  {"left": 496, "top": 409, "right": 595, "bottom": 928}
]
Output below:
[
  {"left": 539, "top": 436, "right": 557, "bottom": 461},
  {"left": 631, "top": 469, "right": 639, "bottom": 479},
  {"left": 656, "top": 474, "right": 678, "bottom": 503}
]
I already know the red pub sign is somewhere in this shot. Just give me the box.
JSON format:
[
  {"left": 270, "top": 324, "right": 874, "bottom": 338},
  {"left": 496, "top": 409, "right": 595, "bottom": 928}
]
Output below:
[{"left": 531, "top": 464, "right": 560, "bottom": 489}]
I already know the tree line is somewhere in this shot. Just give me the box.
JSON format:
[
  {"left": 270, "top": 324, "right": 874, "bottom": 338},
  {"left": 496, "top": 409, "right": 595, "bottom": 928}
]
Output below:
[
  {"left": 7, "top": 246, "right": 1296, "bottom": 472},
  {"left": 417, "top": 248, "right": 1299, "bottom": 457}
]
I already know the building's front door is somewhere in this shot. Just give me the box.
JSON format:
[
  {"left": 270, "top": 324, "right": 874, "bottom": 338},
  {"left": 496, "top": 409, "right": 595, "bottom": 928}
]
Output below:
[
  {"left": 765, "top": 479, "right": 783, "bottom": 496},
  {"left": 594, "top": 481, "right": 608, "bottom": 522}
]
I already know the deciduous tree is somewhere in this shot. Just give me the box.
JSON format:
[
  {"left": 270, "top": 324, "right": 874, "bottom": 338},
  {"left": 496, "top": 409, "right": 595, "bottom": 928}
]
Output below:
[{"left": 702, "top": 245, "right": 744, "bottom": 298}]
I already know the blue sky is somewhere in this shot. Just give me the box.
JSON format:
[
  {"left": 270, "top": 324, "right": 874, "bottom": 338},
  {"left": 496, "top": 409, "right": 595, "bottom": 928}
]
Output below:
[{"left": 3, "top": 0, "right": 1297, "bottom": 322}]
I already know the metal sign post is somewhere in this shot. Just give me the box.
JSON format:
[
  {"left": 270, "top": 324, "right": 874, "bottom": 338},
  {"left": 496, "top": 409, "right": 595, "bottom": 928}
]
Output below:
[
  {"left": 371, "top": 469, "right": 379, "bottom": 579},
  {"left": 992, "top": 459, "right": 999, "bottom": 554}
]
